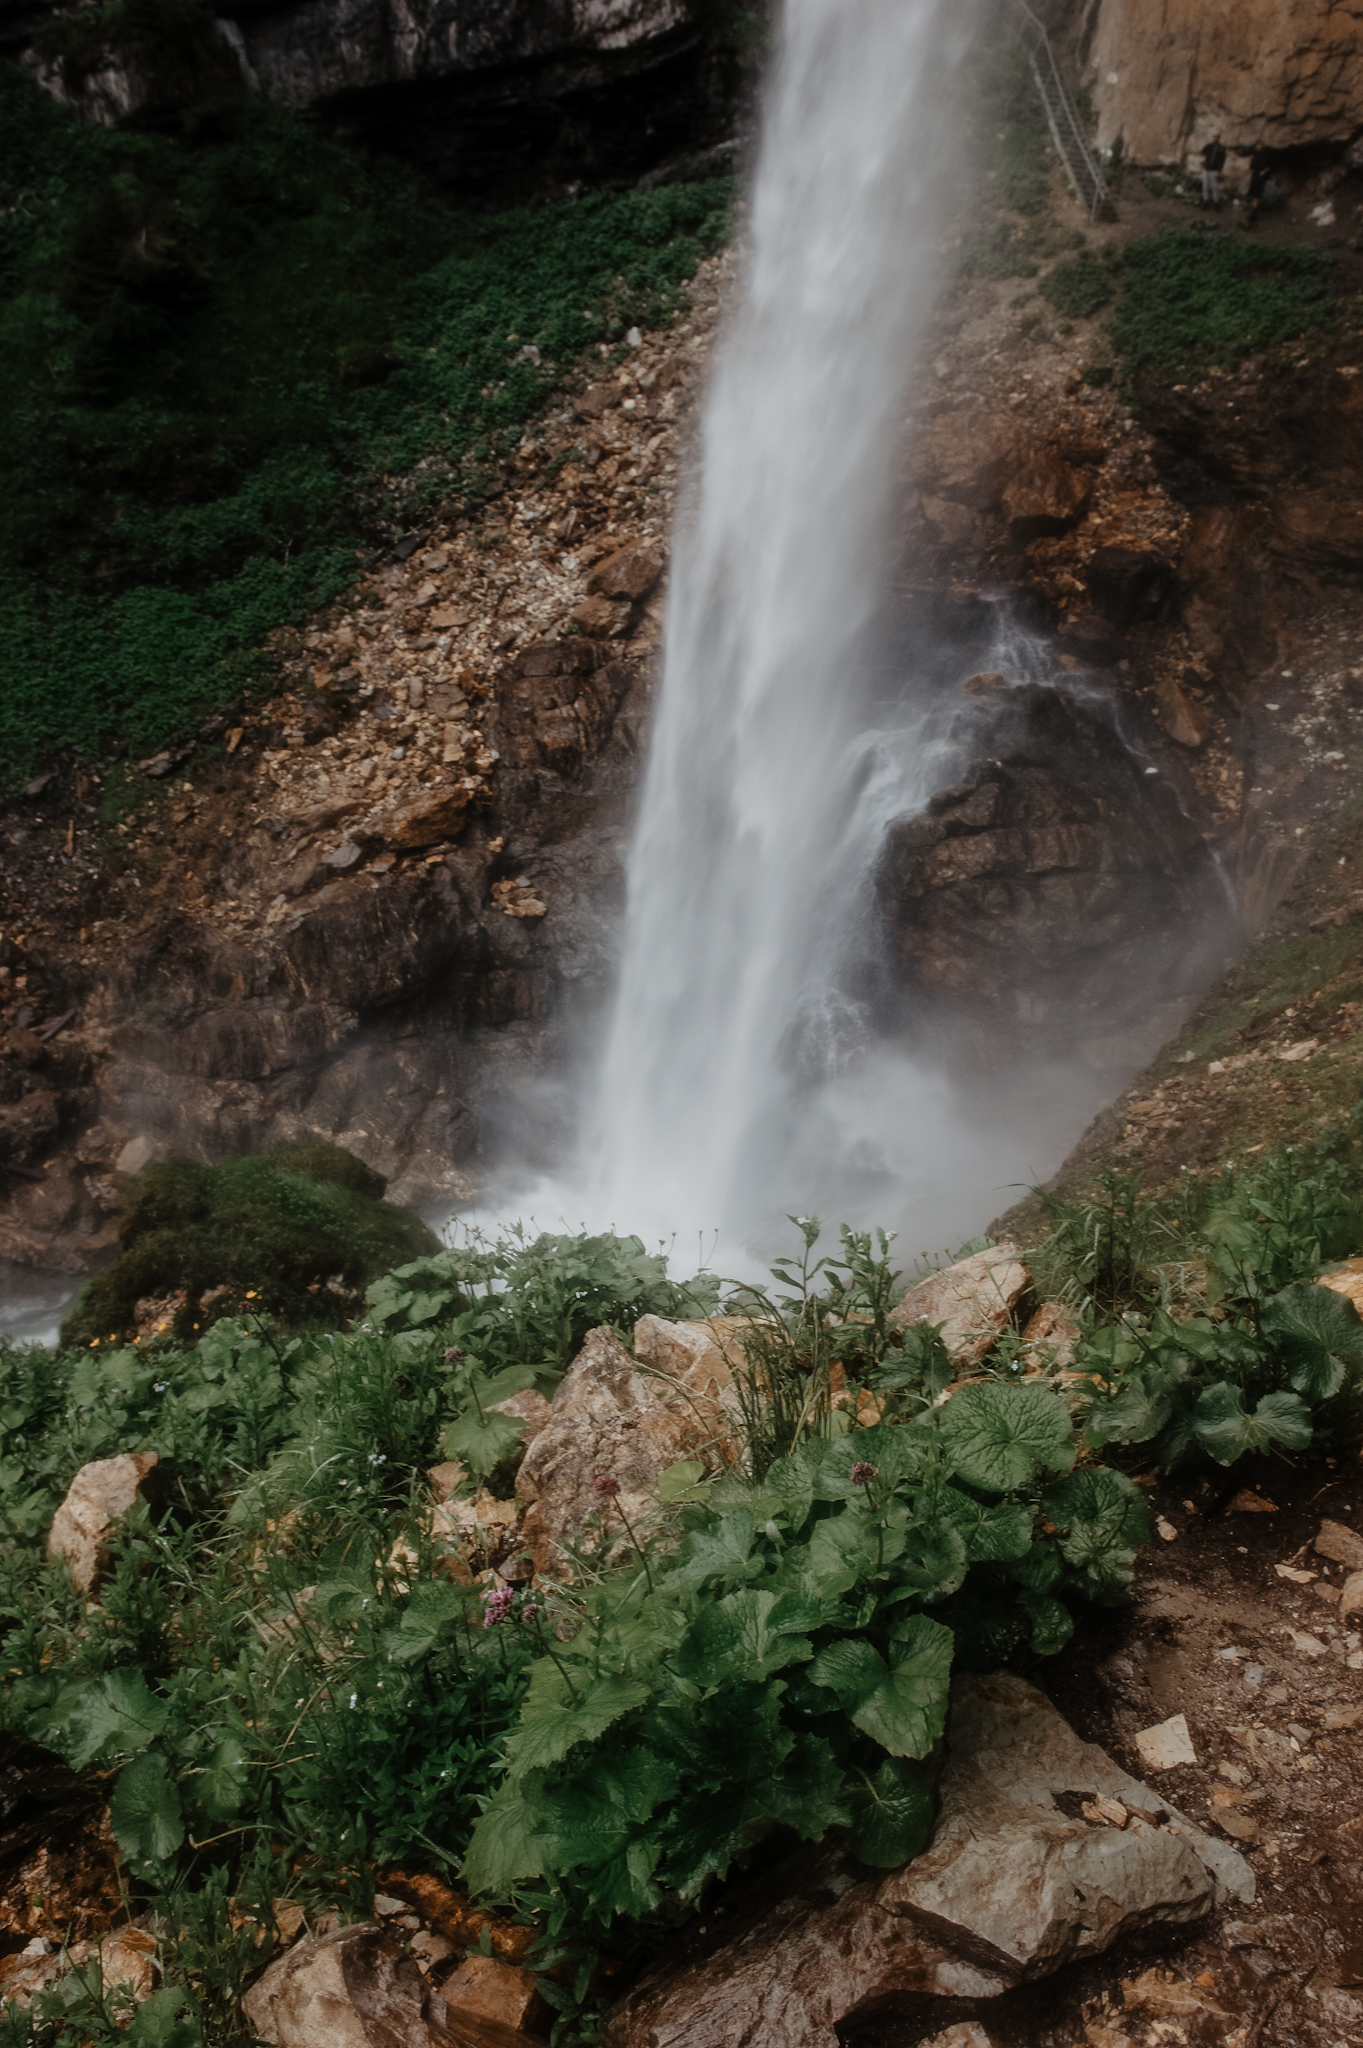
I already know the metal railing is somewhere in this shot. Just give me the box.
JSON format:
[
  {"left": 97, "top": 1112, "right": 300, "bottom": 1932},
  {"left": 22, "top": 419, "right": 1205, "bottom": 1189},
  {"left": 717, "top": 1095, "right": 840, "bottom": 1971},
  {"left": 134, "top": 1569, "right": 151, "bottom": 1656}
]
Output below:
[{"left": 1009, "top": 0, "right": 1114, "bottom": 221}]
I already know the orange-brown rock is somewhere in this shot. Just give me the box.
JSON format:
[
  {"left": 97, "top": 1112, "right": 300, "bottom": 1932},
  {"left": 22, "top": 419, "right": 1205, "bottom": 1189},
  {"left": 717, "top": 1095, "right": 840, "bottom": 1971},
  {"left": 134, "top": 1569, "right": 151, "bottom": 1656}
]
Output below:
[
  {"left": 48, "top": 1452, "right": 159, "bottom": 1594},
  {"left": 380, "top": 784, "right": 479, "bottom": 850},
  {"left": 1083, "top": 0, "right": 1363, "bottom": 164},
  {"left": 585, "top": 545, "right": 664, "bottom": 603}
]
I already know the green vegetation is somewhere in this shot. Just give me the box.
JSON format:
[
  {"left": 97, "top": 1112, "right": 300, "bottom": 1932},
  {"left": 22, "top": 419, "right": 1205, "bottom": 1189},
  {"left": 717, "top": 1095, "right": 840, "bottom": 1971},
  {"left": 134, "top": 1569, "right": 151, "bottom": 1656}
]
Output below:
[
  {"left": 0, "top": 61, "right": 732, "bottom": 779},
  {"left": 6, "top": 1175, "right": 1363, "bottom": 2044},
  {"left": 1039, "top": 246, "right": 1114, "bottom": 321},
  {"left": 61, "top": 1144, "right": 439, "bottom": 1349},
  {"left": 1035, "top": 1130, "right": 1363, "bottom": 1471},
  {"left": 1108, "top": 228, "right": 1339, "bottom": 375}
]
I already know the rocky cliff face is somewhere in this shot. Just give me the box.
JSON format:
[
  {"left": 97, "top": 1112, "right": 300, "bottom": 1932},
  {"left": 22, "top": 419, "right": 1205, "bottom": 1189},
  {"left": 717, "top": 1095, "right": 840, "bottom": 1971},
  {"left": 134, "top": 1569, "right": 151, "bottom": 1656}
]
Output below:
[
  {"left": 7, "top": 0, "right": 747, "bottom": 196},
  {"left": 1071, "top": 0, "right": 1363, "bottom": 166}
]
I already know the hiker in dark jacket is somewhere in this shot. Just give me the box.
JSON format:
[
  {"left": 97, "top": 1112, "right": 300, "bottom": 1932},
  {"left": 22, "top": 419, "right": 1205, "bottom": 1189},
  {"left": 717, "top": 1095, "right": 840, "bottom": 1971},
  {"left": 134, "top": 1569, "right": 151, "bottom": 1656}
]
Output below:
[
  {"left": 1246, "top": 142, "right": 1272, "bottom": 221},
  {"left": 1200, "top": 134, "right": 1226, "bottom": 208}
]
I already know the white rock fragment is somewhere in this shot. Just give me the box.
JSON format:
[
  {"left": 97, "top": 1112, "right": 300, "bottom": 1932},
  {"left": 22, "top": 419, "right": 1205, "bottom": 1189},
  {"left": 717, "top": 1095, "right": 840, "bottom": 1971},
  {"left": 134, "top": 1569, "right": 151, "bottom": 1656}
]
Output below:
[{"left": 1134, "top": 1714, "right": 1197, "bottom": 1771}]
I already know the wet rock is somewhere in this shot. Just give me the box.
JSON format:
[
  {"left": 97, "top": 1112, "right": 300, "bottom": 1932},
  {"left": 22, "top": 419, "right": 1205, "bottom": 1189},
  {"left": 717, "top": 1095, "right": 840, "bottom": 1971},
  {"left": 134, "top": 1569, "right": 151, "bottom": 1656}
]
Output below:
[
  {"left": 48, "top": 1452, "right": 159, "bottom": 1594},
  {"left": 890, "top": 1245, "right": 1028, "bottom": 1368},
  {"left": 603, "top": 1674, "right": 1251, "bottom": 2048},
  {"left": 429, "top": 1955, "right": 543, "bottom": 2035},
  {"left": 1085, "top": 547, "right": 1174, "bottom": 630},
  {"left": 568, "top": 593, "right": 628, "bottom": 638},
  {"left": 876, "top": 687, "right": 1226, "bottom": 1056},
  {"left": 516, "top": 1325, "right": 716, "bottom": 1562},
  {"left": 1151, "top": 675, "right": 1212, "bottom": 749}
]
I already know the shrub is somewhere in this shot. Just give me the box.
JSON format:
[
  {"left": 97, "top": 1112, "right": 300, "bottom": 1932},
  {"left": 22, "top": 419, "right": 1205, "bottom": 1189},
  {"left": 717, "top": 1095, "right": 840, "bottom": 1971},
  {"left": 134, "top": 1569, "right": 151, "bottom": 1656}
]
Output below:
[
  {"left": 1039, "top": 248, "right": 1114, "bottom": 321},
  {"left": 1109, "top": 229, "right": 1338, "bottom": 375},
  {"left": 0, "top": 61, "right": 733, "bottom": 777},
  {"left": 60, "top": 1143, "right": 437, "bottom": 1346}
]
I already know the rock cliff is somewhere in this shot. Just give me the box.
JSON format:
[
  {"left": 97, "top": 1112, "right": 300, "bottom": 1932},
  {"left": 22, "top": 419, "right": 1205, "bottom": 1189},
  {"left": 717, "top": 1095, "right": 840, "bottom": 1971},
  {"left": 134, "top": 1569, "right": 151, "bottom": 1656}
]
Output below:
[
  {"left": 5, "top": 0, "right": 750, "bottom": 196},
  {"left": 1071, "top": 0, "right": 1363, "bottom": 166}
]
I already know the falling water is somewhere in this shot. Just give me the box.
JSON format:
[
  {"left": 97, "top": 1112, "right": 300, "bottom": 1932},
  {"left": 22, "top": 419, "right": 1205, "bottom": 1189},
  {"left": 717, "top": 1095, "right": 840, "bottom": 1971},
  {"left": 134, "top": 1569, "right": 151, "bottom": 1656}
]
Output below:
[{"left": 584, "top": 0, "right": 983, "bottom": 1248}]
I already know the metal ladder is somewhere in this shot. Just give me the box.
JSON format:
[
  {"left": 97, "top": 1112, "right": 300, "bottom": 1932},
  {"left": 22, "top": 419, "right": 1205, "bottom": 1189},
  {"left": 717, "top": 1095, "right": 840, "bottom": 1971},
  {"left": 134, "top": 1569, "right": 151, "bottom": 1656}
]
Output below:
[{"left": 1009, "top": 0, "right": 1115, "bottom": 221}]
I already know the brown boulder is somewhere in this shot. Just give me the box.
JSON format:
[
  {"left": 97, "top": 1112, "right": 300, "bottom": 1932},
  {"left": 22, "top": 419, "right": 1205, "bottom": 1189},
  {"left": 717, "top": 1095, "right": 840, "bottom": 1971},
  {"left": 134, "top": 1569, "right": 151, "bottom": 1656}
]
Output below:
[
  {"left": 515, "top": 1326, "right": 714, "bottom": 1561},
  {"left": 891, "top": 1246, "right": 1028, "bottom": 1368},
  {"left": 48, "top": 1452, "right": 159, "bottom": 1594},
  {"left": 244, "top": 1923, "right": 541, "bottom": 2048},
  {"left": 568, "top": 594, "right": 628, "bottom": 638},
  {"left": 380, "top": 784, "right": 479, "bottom": 850},
  {"left": 585, "top": 545, "right": 663, "bottom": 603}
]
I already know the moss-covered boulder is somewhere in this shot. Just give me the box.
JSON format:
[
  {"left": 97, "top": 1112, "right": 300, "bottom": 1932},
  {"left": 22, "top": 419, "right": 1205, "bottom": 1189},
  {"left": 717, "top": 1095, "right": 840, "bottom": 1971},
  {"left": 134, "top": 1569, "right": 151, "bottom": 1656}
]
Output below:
[{"left": 62, "top": 1142, "right": 439, "bottom": 1347}]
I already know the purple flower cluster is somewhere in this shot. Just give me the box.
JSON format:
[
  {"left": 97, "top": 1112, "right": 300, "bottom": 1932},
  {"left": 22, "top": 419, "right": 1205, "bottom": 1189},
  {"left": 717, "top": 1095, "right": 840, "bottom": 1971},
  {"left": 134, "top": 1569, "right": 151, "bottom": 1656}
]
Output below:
[
  {"left": 482, "top": 1585, "right": 516, "bottom": 1628},
  {"left": 851, "top": 1462, "right": 880, "bottom": 1487},
  {"left": 594, "top": 1473, "right": 621, "bottom": 1497}
]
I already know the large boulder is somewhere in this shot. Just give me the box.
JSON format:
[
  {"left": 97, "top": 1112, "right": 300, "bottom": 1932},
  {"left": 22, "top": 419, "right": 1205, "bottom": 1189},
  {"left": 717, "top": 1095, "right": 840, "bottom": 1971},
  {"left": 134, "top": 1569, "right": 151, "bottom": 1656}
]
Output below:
[
  {"left": 515, "top": 1325, "right": 720, "bottom": 1564},
  {"left": 48, "top": 1453, "right": 159, "bottom": 1594},
  {"left": 243, "top": 1923, "right": 542, "bottom": 2048},
  {"left": 891, "top": 1247, "right": 1028, "bottom": 1369},
  {"left": 603, "top": 1674, "right": 1253, "bottom": 2048}
]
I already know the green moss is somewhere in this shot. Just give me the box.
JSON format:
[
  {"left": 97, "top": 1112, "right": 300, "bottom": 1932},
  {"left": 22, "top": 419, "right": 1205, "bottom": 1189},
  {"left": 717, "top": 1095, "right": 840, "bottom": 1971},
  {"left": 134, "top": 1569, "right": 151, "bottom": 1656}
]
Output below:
[
  {"left": 0, "top": 62, "right": 733, "bottom": 779},
  {"left": 62, "top": 1143, "right": 438, "bottom": 1346},
  {"left": 1109, "top": 229, "right": 1339, "bottom": 376},
  {"left": 1163, "top": 927, "right": 1363, "bottom": 1068}
]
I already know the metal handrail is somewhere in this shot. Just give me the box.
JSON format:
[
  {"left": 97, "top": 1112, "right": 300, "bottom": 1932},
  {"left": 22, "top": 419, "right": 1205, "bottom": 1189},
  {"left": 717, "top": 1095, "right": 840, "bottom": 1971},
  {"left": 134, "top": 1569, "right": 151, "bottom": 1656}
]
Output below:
[{"left": 1009, "top": 0, "right": 1113, "bottom": 221}]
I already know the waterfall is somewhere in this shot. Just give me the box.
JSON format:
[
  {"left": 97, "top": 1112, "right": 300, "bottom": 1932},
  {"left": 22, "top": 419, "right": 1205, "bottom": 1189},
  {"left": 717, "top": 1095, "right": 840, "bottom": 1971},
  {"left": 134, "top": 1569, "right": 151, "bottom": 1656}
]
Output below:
[{"left": 584, "top": 0, "right": 982, "bottom": 1249}]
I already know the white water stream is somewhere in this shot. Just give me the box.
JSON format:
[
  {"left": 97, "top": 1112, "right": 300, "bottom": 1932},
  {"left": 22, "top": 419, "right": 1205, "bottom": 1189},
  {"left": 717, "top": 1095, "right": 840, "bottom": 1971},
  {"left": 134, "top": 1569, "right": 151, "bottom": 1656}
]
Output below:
[{"left": 580, "top": 0, "right": 1004, "bottom": 1255}]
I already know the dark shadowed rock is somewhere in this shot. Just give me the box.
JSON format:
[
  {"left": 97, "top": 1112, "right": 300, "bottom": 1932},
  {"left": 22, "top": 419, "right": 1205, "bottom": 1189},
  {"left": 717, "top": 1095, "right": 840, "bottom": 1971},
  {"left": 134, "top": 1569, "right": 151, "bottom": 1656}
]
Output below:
[
  {"left": 876, "top": 687, "right": 1227, "bottom": 1056},
  {"left": 602, "top": 1675, "right": 1252, "bottom": 2048}
]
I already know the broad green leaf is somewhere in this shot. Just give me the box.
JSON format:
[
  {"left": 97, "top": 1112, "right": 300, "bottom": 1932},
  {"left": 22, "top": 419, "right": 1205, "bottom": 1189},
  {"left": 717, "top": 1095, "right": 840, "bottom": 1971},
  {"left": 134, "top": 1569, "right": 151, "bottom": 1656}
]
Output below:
[
  {"left": 504, "top": 1672, "right": 649, "bottom": 1780},
  {"left": 938, "top": 1383, "right": 1075, "bottom": 1493},
  {"left": 1084, "top": 1367, "right": 1177, "bottom": 1449},
  {"left": 463, "top": 1785, "right": 551, "bottom": 1892},
  {"left": 810, "top": 1617, "right": 953, "bottom": 1758},
  {"left": 676, "top": 1590, "right": 814, "bottom": 1687},
  {"left": 440, "top": 1404, "right": 525, "bottom": 1482},
  {"left": 813, "top": 1426, "right": 919, "bottom": 1500},
  {"left": 897, "top": 1517, "right": 969, "bottom": 1599},
  {"left": 806, "top": 1504, "right": 902, "bottom": 1595},
  {"left": 383, "top": 1581, "right": 467, "bottom": 1662},
  {"left": 65, "top": 1669, "right": 170, "bottom": 1768},
  {"left": 124, "top": 1986, "right": 201, "bottom": 2048},
  {"left": 110, "top": 1751, "right": 185, "bottom": 1867},
  {"left": 1193, "top": 1381, "right": 1313, "bottom": 1465},
  {"left": 1044, "top": 1467, "right": 1148, "bottom": 1595},
  {"left": 658, "top": 1459, "right": 709, "bottom": 1503},
  {"left": 669, "top": 1509, "right": 759, "bottom": 1590},
  {"left": 1264, "top": 1282, "right": 1363, "bottom": 1401},
  {"left": 846, "top": 1755, "right": 935, "bottom": 1868},
  {"left": 939, "top": 1489, "right": 1033, "bottom": 1562},
  {"left": 198, "top": 1736, "right": 249, "bottom": 1821}
]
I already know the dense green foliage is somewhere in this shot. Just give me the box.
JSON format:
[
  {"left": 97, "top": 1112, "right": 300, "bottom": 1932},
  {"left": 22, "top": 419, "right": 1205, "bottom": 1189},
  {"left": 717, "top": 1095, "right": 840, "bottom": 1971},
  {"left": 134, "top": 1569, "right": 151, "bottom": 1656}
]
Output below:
[
  {"left": 1036, "top": 1138, "right": 1363, "bottom": 1471},
  {"left": 6, "top": 1154, "right": 1363, "bottom": 2044},
  {"left": 61, "top": 1144, "right": 439, "bottom": 1347},
  {"left": 0, "top": 61, "right": 732, "bottom": 777},
  {"left": 1108, "top": 228, "right": 1339, "bottom": 374},
  {"left": 1039, "top": 247, "right": 1114, "bottom": 321},
  {"left": 465, "top": 1394, "right": 1143, "bottom": 1928}
]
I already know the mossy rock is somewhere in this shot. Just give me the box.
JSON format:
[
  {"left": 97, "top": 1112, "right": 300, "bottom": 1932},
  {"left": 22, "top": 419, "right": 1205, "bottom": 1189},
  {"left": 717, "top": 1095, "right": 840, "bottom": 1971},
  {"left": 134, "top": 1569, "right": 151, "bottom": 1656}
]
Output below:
[{"left": 62, "top": 1142, "right": 438, "bottom": 1346}]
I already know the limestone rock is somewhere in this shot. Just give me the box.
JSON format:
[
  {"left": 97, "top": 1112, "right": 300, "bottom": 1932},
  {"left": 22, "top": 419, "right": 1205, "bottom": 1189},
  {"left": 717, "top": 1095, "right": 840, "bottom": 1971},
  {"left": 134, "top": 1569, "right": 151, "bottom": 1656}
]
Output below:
[
  {"left": 585, "top": 545, "right": 663, "bottom": 603},
  {"left": 632, "top": 1314, "right": 745, "bottom": 1411},
  {"left": 244, "top": 1923, "right": 543, "bottom": 2048},
  {"left": 891, "top": 1246, "right": 1028, "bottom": 1368},
  {"left": 1084, "top": 0, "right": 1363, "bottom": 164},
  {"left": 1020, "top": 1301, "right": 1080, "bottom": 1370},
  {"left": 515, "top": 1325, "right": 714, "bottom": 1559},
  {"left": 1315, "top": 1517, "right": 1363, "bottom": 1571},
  {"left": 1318, "top": 1260, "right": 1363, "bottom": 1320},
  {"left": 48, "top": 1453, "right": 159, "bottom": 1594},
  {"left": 603, "top": 1675, "right": 1252, "bottom": 2048},
  {"left": 0, "top": 1925, "right": 157, "bottom": 2011},
  {"left": 379, "top": 785, "right": 477, "bottom": 850}
]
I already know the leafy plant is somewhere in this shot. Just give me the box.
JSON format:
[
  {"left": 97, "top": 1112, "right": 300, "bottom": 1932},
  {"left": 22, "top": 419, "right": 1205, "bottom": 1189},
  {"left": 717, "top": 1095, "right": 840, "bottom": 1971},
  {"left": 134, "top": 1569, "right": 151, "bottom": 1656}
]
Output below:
[
  {"left": 1032, "top": 1169, "right": 1177, "bottom": 1316},
  {"left": 464, "top": 1392, "right": 1144, "bottom": 1928}
]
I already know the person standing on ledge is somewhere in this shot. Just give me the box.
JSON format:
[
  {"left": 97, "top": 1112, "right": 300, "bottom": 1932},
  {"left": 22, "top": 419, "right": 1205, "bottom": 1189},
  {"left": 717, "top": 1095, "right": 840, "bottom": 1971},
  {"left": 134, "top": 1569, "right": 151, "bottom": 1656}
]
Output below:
[
  {"left": 1245, "top": 140, "right": 1272, "bottom": 223},
  {"left": 1200, "top": 132, "right": 1226, "bottom": 209}
]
